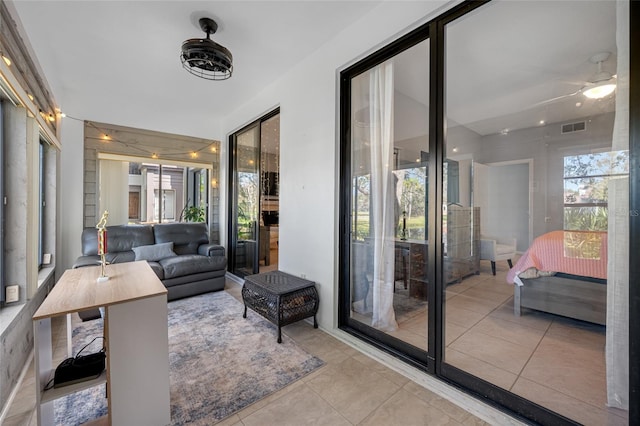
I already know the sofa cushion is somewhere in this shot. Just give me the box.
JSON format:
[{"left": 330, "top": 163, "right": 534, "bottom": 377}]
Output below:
[
  {"left": 81, "top": 225, "right": 154, "bottom": 256},
  {"left": 159, "top": 254, "right": 227, "bottom": 279},
  {"left": 133, "top": 242, "right": 177, "bottom": 262},
  {"left": 106, "top": 251, "right": 136, "bottom": 264},
  {"left": 153, "top": 223, "right": 209, "bottom": 255}
]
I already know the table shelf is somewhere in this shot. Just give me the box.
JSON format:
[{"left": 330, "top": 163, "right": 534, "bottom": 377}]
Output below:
[{"left": 41, "top": 370, "right": 107, "bottom": 404}]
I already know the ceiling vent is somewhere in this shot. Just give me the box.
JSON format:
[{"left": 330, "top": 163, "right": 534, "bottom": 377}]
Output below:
[{"left": 561, "top": 121, "right": 586, "bottom": 134}]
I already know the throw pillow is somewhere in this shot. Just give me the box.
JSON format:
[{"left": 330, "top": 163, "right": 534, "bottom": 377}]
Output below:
[{"left": 133, "top": 242, "right": 177, "bottom": 262}]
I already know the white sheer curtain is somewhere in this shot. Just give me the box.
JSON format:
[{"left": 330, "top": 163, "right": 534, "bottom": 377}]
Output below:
[
  {"left": 605, "top": 0, "right": 629, "bottom": 410},
  {"left": 368, "top": 62, "right": 398, "bottom": 332}
]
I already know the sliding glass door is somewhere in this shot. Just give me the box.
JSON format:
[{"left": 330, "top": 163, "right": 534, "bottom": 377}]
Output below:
[
  {"left": 341, "top": 37, "right": 431, "bottom": 361},
  {"left": 229, "top": 109, "right": 280, "bottom": 278},
  {"left": 340, "top": 1, "right": 634, "bottom": 424},
  {"left": 442, "top": 2, "right": 629, "bottom": 423}
]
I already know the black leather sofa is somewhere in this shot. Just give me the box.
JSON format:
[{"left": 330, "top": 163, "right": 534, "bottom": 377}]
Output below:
[{"left": 74, "top": 223, "right": 227, "bottom": 301}]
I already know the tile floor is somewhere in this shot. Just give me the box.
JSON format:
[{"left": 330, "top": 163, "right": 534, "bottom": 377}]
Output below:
[
  {"left": 369, "top": 259, "right": 628, "bottom": 426},
  {"left": 3, "top": 278, "right": 495, "bottom": 426}
]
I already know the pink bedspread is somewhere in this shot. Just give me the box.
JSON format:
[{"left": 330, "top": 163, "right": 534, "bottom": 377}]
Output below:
[{"left": 506, "top": 230, "right": 608, "bottom": 284}]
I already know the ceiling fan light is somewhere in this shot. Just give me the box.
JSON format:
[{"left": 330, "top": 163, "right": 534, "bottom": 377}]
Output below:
[{"left": 583, "top": 82, "right": 616, "bottom": 99}]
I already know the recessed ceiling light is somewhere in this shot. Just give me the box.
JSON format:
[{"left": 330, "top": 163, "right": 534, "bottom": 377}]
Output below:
[{"left": 539, "top": 120, "right": 545, "bottom": 125}]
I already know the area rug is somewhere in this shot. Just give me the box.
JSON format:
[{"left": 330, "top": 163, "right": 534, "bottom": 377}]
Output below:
[{"left": 54, "top": 291, "right": 324, "bottom": 425}]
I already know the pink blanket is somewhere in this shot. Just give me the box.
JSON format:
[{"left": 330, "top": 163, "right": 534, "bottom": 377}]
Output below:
[{"left": 507, "top": 230, "right": 608, "bottom": 284}]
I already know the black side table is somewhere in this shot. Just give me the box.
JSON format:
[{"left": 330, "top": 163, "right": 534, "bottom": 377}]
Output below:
[{"left": 242, "top": 270, "right": 319, "bottom": 343}]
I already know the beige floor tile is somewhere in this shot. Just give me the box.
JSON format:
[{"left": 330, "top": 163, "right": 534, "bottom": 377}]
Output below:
[
  {"left": 360, "top": 387, "right": 461, "bottom": 426},
  {"left": 306, "top": 357, "right": 400, "bottom": 424},
  {"left": 444, "top": 322, "right": 468, "bottom": 346},
  {"left": 545, "top": 319, "right": 606, "bottom": 348},
  {"left": 448, "top": 329, "right": 533, "bottom": 375},
  {"left": 443, "top": 349, "right": 518, "bottom": 391},
  {"left": 446, "top": 294, "right": 502, "bottom": 316},
  {"left": 457, "top": 286, "right": 511, "bottom": 305},
  {"left": 470, "top": 316, "right": 546, "bottom": 350},
  {"left": 296, "top": 333, "right": 353, "bottom": 364},
  {"left": 488, "top": 299, "right": 553, "bottom": 331},
  {"left": 398, "top": 310, "right": 427, "bottom": 337},
  {"left": 444, "top": 305, "right": 486, "bottom": 329},
  {"left": 512, "top": 377, "right": 628, "bottom": 426},
  {"left": 469, "top": 279, "right": 514, "bottom": 297},
  {"left": 350, "top": 353, "right": 410, "bottom": 387},
  {"left": 236, "top": 379, "right": 306, "bottom": 419},
  {"left": 402, "top": 380, "right": 478, "bottom": 423},
  {"left": 241, "top": 384, "right": 351, "bottom": 426},
  {"left": 520, "top": 332, "right": 606, "bottom": 407}
]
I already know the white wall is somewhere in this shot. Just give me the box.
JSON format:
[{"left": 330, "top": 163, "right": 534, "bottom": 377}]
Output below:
[
  {"left": 98, "top": 160, "right": 129, "bottom": 225},
  {"left": 221, "top": 2, "right": 448, "bottom": 330},
  {"left": 485, "top": 163, "right": 530, "bottom": 252}
]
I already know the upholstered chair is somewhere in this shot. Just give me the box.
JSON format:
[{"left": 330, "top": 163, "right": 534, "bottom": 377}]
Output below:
[{"left": 480, "top": 236, "right": 516, "bottom": 275}]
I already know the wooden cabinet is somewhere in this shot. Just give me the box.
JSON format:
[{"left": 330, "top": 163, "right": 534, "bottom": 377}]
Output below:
[{"left": 445, "top": 205, "right": 480, "bottom": 283}]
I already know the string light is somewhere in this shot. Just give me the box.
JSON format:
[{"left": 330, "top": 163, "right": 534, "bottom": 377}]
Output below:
[
  {"left": 2, "top": 54, "right": 11, "bottom": 67},
  {"left": 61, "top": 118, "right": 220, "bottom": 161}
]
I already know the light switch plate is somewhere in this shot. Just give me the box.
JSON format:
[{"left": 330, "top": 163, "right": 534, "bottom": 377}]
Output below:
[{"left": 43, "top": 253, "right": 52, "bottom": 264}]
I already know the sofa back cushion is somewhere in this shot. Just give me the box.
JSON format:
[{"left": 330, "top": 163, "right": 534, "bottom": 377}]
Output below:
[
  {"left": 81, "top": 225, "right": 155, "bottom": 256},
  {"left": 153, "top": 223, "right": 209, "bottom": 255}
]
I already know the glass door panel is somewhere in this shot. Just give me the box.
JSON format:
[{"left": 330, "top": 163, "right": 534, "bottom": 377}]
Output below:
[
  {"left": 443, "top": 1, "right": 628, "bottom": 423},
  {"left": 347, "top": 39, "right": 430, "bottom": 354},
  {"left": 231, "top": 125, "right": 260, "bottom": 277}
]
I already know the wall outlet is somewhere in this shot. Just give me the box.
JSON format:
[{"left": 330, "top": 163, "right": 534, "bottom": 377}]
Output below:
[
  {"left": 43, "top": 253, "right": 52, "bottom": 265},
  {"left": 6, "top": 285, "right": 19, "bottom": 303}
]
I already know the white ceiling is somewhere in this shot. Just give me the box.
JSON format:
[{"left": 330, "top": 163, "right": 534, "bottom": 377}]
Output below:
[
  {"left": 8, "top": 0, "right": 381, "bottom": 140},
  {"left": 8, "top": 1, "right": 619, "bottom": 143}
]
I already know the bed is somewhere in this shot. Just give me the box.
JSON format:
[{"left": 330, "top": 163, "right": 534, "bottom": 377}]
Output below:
[{"left": 506, "top": 230, "right": 607, "bottom": 325}]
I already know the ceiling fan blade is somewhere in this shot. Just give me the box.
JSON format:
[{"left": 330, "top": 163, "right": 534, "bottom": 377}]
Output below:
[{"left": 530, "top": 89, "right": 582, "bottom": 108}]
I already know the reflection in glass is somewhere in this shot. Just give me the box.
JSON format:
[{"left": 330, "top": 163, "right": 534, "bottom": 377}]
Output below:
[
  {"left": 349, "top": 39, "right": 429, "bottom": 350},
  {"left": 444, "top": 1, "right": 629, "bottom": 423}
]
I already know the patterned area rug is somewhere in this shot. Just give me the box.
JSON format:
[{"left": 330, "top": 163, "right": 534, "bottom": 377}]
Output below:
[{"left": 54, "top": 291, "right": 324, "bottom": 425}]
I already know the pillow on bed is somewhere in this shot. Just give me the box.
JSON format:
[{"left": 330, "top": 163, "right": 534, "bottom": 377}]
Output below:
[
  {"left": 518, "top": 267, "right": 556, "bottom": 279},
  {"left": 133, "top": 242, "right": 177, "bottom": 262}
]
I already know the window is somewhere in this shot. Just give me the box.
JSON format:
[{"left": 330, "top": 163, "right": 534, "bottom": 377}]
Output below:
[{"left": 563, "top": 150, "right": 628, "bottom": 231}]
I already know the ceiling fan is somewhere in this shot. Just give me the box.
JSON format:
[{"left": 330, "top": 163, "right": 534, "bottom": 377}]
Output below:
[{"left": 533, "top": 52, "right": 617, "bottom": 107}]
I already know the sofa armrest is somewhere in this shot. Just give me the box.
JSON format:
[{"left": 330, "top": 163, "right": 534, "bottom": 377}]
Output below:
[
  {"left": 198, "top": 244, "right": 225, "bottom": 257},
  {"left": 73, "top": 255, "right": 101, "bottom": 269}
]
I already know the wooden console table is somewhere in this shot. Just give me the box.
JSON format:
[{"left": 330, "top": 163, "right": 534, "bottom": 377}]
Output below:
[{"left": 33, "top": 261, "right": 170, "bottom": 426}]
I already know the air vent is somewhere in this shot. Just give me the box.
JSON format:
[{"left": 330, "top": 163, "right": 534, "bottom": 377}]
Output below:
[{"left": 561, "top": 121, "right": 586, "bottom": 134}]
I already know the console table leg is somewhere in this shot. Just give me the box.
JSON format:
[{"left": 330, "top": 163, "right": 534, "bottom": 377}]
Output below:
[
  {"left": 243, "top": 305, "right": 247, "bottom": 318},
  {"left": 313, "top": 316, "right": 318, "bottom": 329},
  {"left": 277, "top": 327, "right": 282, "bottom": 344}
]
